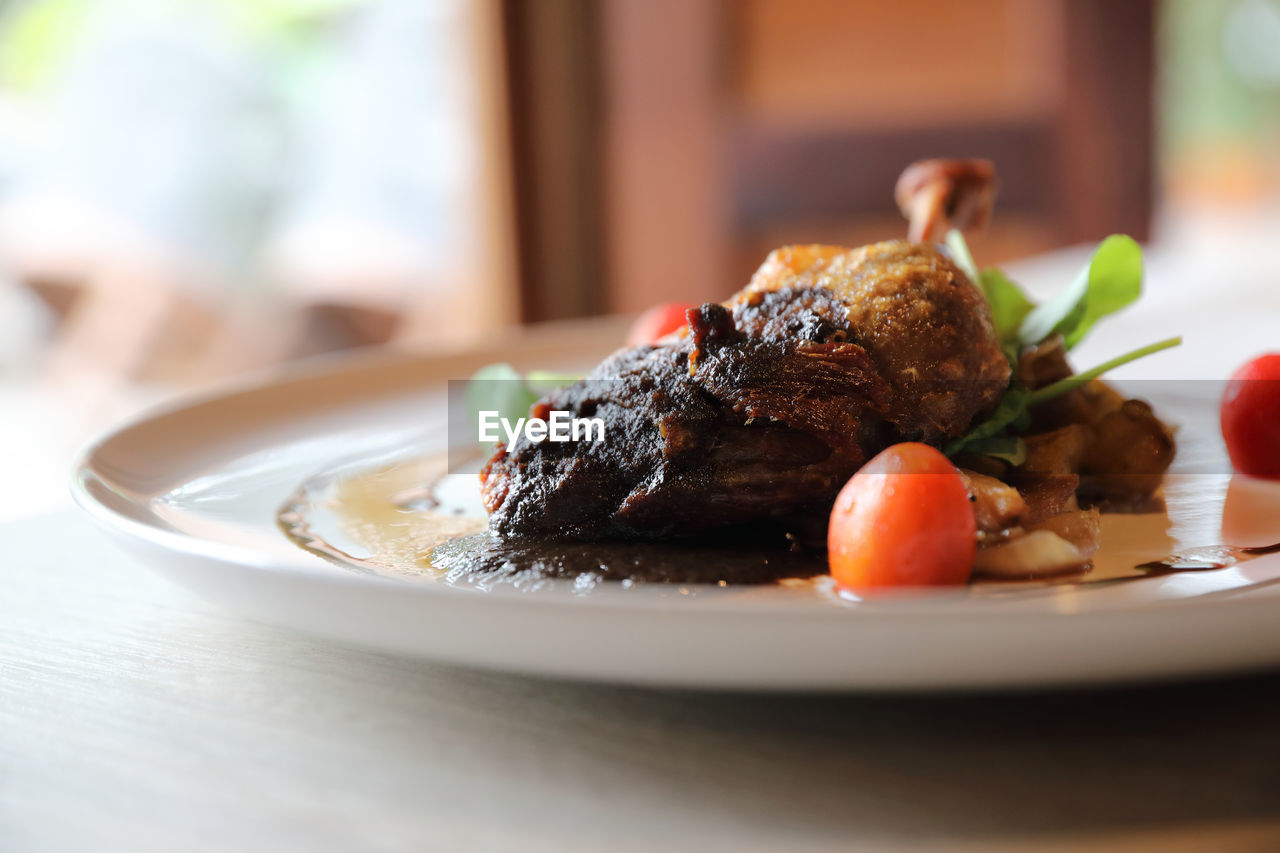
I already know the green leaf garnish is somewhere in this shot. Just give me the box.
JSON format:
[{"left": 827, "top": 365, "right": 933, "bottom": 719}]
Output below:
[
  {"left": 943, "top": 231, "right": 1178, "bottom": 465},
  {"left": 946, "top": 231, "right": 1033, "bottom": 350},
  {"left": 945, "top": 229, "right": 981, "bottom": 283},
  {"left": 957, "top": 435, "right": 1028, "bottom": 466},
  {"left": 1017, "top": 234, "right": 1143, "bottom": 350},
  {"left": 945, "top": 386, "right": 1030, "bottom": 457},
  {"left": 526, "top": 370, "right": 582, "bottom": 396},
  {"left": 467, "top": 364, "right": 538, "bottom": 444},
  {"left": 1026, "top": 336, "right": 1182, "bottom": 407},
  {"left": 978, "top": 267, "right": 1035, "bottom": 346},
  {"left": 466, "top": 364, "right": 580, "bottom": 449}
]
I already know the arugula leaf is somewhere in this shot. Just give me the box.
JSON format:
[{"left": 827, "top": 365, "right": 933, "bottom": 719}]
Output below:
[
  {"left": 945, "top": 230, "right": 981, "bottom": 283},
  {"left": 946, "top": 231, "right": 1033, "bottom": 348},
  {"left": 1017, "top": 234, "right": 1143, "bottom": 349},
  {"left": 944, "top": 386, "right": 1031, "bottom": 457},
  {"left": 946, "top": 336, "right": 1183, "bottom": 461},
  {"left": 1026, "top": 336, "right": 1182, "bottom": 406},
  {"left": 466, "top": 363, "right": 540, "bottom": 440},
  {"left": 941, "top": 231, "right": 1178, "bottom": 466},
  {"left": 956, "top": 435, "right": 1028, "bottom": 466},
  {"left": 978, "top": 267, "right": 1035, "bottom": 345},
  {"left": 466, "top": 364, "right": 582, "bottom": 449},
  {"left": 526, "top": 370, "right": 582, "bottom": 396}
]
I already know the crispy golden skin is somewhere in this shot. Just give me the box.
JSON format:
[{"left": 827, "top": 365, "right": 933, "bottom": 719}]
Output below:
[{"left": 733, "top": 240, "right": 1011, "bottom": 442}]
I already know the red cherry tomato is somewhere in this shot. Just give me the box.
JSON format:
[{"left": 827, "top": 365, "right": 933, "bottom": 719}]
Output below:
[
  {"left": 827, "top": 443, "right": 976, "bottom": 589},
  {"left": 626, "top": 302, "right": 695, "bottom": 346},
  {"left": 1221, "top": 353, "right": 1280, "bottom": 479}
]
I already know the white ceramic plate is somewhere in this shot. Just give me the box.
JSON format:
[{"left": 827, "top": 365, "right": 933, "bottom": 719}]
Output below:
[{"left": 72, "top": 327, "right": 1280, "bottom": 690}]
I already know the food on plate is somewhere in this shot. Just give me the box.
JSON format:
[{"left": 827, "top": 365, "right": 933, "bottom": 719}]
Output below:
[
  {"left": 625, "top": 301, "right": 696, "bottom": 346},
  {"left": 482, "top": 239, "right": 1010, "bottom": 540},
  {"left": 827, "top": 443, "right": 975, "bottom": 588},
  {"left": 1221, "top": 353, "right": 1280, "bottom": 479},
  {"left": 475, "top": 159, "right": 1182, "bottom": 586}
]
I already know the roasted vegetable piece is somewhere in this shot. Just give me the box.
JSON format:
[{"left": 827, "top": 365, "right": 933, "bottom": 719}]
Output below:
[
  {"left": 1020, "top": 424, "right": 1091, "bottom": 477},
  {"left": 959, "top": 469, "right": 1027, "bottom": 533},
  {"left": 1080, "top": 400, "right": 1175, "bottom": 506},
  {"left": 1020, "top": 340, "right": 1124, "bottom": 431}
]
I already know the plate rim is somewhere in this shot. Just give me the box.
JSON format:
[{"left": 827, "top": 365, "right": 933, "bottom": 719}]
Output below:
[{"left": 69, "top": 347, "right": 1280, "bottom": 619}]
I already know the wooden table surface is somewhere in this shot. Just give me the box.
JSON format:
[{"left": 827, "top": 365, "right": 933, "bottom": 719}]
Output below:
[{"left": 3, "top": 509, "right": 1279, "bottom": 852}]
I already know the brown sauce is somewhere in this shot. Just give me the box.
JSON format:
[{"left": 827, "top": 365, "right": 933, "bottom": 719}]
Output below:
[
  {"left": 279, "top": 454, "right": 1280, "bottom": 593},
  {"left": 432, "top": 534, "right": 821, "bottom": 589},
  {"left": 1134, "top": 541, "right": 1280, "bottom": 576},
  {"left": 277, "top": 454, "right": 823, "bottom": 587}
]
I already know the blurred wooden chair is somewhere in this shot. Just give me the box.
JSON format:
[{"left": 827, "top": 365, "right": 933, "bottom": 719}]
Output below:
[
  {"left": 0, "top": 197, "right": 274, "bottom": 389},
  {"left": 503, "top": 0, "right": 1155, "bottom": 319}
]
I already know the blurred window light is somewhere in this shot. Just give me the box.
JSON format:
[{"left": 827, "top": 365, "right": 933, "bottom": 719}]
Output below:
[
  {"left": 1222, "top": 0, "right": 1280, "bottom": 87},
  {"left": 0, "top": 0, "right": 498, "bottom": 381}
]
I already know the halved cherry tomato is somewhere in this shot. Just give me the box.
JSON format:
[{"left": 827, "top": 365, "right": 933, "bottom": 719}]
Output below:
[
  {"left": 1221, "top": 353, "right": 1280, "bottom": 479},
  {"left": 626, "top": 302, "right": 695, "bottom": 346},
  {"left": 827, "top": 443, "right": 976, "bottom": 588}
]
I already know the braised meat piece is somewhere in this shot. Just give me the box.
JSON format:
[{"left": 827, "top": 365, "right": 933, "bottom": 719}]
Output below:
[
  {"left": 481, "top": 240, "right": 1011, "bottom": 540},
  {"left": 732, "top": 241, "right": 1011, "bottom": 443}
]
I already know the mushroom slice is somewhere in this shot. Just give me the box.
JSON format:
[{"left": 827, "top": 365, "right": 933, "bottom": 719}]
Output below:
[
  {"left": 1029, "top": 508, "right": 1101, "bottom": 559},
  {"left": 959, "top": 469, "right": 1027, "bottom": 533},
  {"left": 973, "top": 530, "right": 1092, "bottom": 579}
]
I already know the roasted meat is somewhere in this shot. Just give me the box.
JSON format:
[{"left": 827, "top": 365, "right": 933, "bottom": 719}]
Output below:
[
  {"left": 895, "top": 158, "right": 998, "bottom": 243},
  {"left": 481, "top": 240, "right": 1011, "bottom": 540}
]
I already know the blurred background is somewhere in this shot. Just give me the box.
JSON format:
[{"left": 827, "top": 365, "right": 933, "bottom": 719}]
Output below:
[{"left": 3, "top": 0, "right": 1280, "bottom": 514}]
